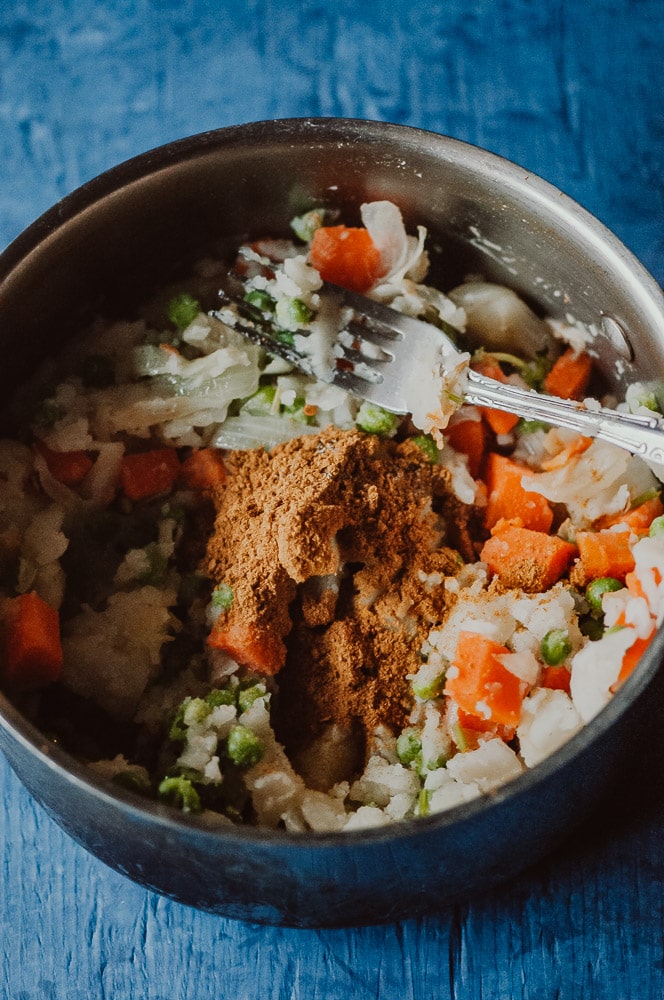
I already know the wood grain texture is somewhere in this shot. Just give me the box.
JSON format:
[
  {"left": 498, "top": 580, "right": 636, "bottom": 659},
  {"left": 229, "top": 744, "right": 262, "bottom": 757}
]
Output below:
[
  {"left": 0, "top": 0, "right": 661, "bottom": 279},
  {"left": 2, "top": 745, "right": 664, "bottom": 1000},
  {"left": 0, "top": 1, "right": 663, "bottom": 997}
]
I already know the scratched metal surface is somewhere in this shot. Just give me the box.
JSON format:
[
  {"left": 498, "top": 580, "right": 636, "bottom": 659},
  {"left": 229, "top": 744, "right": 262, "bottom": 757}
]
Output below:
[{"left": 0, "top": 1, "right": 662, "bottom": 998}]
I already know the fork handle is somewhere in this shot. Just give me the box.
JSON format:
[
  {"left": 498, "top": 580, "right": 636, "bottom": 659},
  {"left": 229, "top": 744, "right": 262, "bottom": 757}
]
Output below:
[{"left": 465, "top": 369, "right": 664, "bottom": 466}]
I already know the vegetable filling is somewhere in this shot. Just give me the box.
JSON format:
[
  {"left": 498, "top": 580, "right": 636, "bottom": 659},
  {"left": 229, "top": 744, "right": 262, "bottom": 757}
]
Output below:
[{"left": 1, "top": 199, "right": 662, "bottom": 833}]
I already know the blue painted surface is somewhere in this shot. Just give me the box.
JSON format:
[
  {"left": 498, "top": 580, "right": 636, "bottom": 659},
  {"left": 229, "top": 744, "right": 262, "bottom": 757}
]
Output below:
[{"left": 0, "top": 1, "right": 662, "bottom": 997}]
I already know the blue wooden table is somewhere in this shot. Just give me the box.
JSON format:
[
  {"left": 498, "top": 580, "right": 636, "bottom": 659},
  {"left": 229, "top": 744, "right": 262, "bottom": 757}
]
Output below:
[{"left": 1, "top": 2, "right": 662, "bottom": 997}]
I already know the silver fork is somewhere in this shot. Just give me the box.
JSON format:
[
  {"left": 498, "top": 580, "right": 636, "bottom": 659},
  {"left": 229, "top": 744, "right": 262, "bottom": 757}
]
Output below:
[{"left": 218, "top": 281, "right": 664, "bottom": 467}]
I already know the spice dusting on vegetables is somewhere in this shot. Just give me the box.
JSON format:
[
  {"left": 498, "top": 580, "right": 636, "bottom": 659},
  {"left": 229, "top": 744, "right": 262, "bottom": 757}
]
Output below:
[{"left": 1, "top": 199, "right": 663, "bottom": 832}]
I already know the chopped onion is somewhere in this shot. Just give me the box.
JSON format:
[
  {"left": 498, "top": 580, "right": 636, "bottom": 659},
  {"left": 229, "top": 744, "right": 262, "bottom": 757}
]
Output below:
[
  {"left": 210, "top": 413, "right": 319, "bottom": 451},
  {"left": 447, "top": 282, "right": 554, "bottom": 358}
]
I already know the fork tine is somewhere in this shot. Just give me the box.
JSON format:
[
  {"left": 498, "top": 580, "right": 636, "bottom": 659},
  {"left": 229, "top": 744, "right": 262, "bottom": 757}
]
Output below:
[
  {"left": 331, "top": 366, "right": 408, "bottom": 411},
  {"left": 344, "top": 318, "right": 402, "bottom": 353},
  {"left": 215, "top": 297, "right": 314, "bottom": 373},
  {"left": 335, "top": 344, "right": 393, "bottom": 367},
  {"left": 219, "top": 275, "right": 446, "bottom": 413},
  {"left": 220, "top": 273, "right": 664, "bottom": 465}
]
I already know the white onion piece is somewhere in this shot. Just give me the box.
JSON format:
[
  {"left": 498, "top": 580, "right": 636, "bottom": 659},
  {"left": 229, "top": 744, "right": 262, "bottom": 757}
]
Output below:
[
  {"left": 447, "top": 282, "right": 554, "bottom": 357},
  {"left": 210, "top": 413, "right": 319, "bottom": 451},
  {"left": 360, "top": 200, "right": 410, "bottom": 277}
]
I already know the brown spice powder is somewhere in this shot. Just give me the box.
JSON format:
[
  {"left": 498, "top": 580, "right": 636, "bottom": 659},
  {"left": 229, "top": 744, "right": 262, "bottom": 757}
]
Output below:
[{"left": 205, "top": 426, "right": 472, "bottom": 765}]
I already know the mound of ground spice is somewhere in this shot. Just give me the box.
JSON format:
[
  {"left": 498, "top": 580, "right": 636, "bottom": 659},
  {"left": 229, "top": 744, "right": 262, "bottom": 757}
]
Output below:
[{"left": 205, "top": 426, "right": 474, "bottom": 769}]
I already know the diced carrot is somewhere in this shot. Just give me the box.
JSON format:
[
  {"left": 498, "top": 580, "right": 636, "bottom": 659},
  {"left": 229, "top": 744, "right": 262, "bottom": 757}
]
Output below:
[
  {"left": 485, "top": 409, "right": 520, "bottom": 436},
  {"left": 540, "top": 435, "right": 592, "bottom": 471},
  {"left": 445, "top": 632, "right": 525, "bottom": 728},
  {"left": 207, "top": 619, "right": 286, "bottom": 676},
  {"left": 596, "top": 495, "right": 664, "bottom": 532},
  {"left": 179, "top": 448, "right": 226, "bottom": 491},
  {"left": 481, "top": 524, "right": 576, "bottom": 592},
  {"left": 309, "top": 225, "right": 384, "bottom": 293},
  {"left": 2, "top": 591, "right": 63, "bottom": 685},
  {"left": 120, "top": 448, "right": 180, "bottom": 501},
  {"left": 612, "top": 631, "right": 654, "bottom": 690},
  {"left": 541, "top": 665, "right": 571, "bottom": 694},
  {"left": 575, "top": 530, "right": 635, "bottom": 581},
  {"left": 472, "top": 359, "right": 504, "bottom": 381},
  {"left": 457, "top": 708, "right": 516, "bottom": 743},
  {"left": 471, "top": 360, "right": 521, "bottom": 435},
  {"left": 543, "top": 348, "right": 593, "bottom": 400},
  {"left": 445, "top": 416, "right": 488, "bottom": 478},
  {"left": 625, "top": 571, "right": 647, "bottom": 600},
  {"left": 483, "top": 452, "right": 553, "bottom": 532},
  {"left": 35, "top": 442, "right": 93, "bottom": 486}
]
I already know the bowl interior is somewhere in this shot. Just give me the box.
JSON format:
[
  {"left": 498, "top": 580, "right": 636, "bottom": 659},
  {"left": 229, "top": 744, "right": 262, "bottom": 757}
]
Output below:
[{"left": 1, "top": 119, "right": 663, "bottom": 925}]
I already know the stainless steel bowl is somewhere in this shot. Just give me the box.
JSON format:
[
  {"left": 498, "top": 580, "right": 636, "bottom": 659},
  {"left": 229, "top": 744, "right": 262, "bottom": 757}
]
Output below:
[{"left": 1, "top": 118, "right": 663, "bottom": 927}]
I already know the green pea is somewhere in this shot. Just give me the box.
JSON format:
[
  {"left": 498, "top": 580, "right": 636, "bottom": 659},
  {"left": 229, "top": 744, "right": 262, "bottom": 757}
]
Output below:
[
  {"left": 273, "top": 329, "right": 296, "bottom": 346},
  {"left": 540, "top": 628, "right": 572, "bottom": 666},
  {"left": 168, "top": 696, "right": 210, "bottom": 741},
  {"left": 168, "top": 293, "right": 200, "bottom": 330},
  {"left": 205, "top": 687, "right": 237, "bottom": 709},
  {"left": 649, "top": 515, "right": 664, "bottom": 538},
  {"left": 244, "top": 289, "right": 276, "bottom": 313},
  {"left": 585, "top": 577, "right": 623, "bottom": 615},
  {"left": 411, "top": 435, "right": 439, "bottom": 463},
  {"left": 241, "top": 385, "right": 277, "bottom": 416},
  {"left": 290, "top": 208, "right": 325, "bottom": 243},
  {"left": 158, "top": 776, "right": 201, "bottom": 813},
  {"left": 517, "top": 418, "right": 550, "bottom": 435},
  {"left": 169, "top": 702, "right": 189, "bottom": 741},
  {"left": 423, "top": 752, "right": 450, "bottom": 773},
  {"left": 632, "top": 389, "right": 659, "bottom": 411},
  {"left": 211, "top": 583, "right": 234, "bottom": 611},
  {"left": 412, "top": 672, "right": 446, "bottom": 701},
  {"left": 238, "top": 684, "right": 267, "bottom": 714},
  {"left": 226, "top": 725, "right": 264, "bottom": 768},
  {"left": 396, "top": 729, "right": 423, "bottom": 768},
  {"left": 282, "top": 395, "right": 316, "bottom": 425},
  {"left": 275, "top": 296, "right": 313, "bottom": 330},
  {"left": 356, "top": 401, "right": 399, "bottom": 436}
]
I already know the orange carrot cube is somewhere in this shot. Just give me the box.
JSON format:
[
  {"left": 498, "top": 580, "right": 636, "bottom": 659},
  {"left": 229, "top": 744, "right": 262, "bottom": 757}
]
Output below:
[
  {"left": 481, "top": 525, "right": 576, "bottom": 592},
  {"left": 120, "top": 448, "right": 180, "bottom": 501},
  {"left": 445, "top": 631, "right": 525, "bottom": 728},
  {"left": 483, "top": 453, "right": 553, "bottom": 532},
  {"left": 3, "top": 591, "right": 63, "bottom": 685}
]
